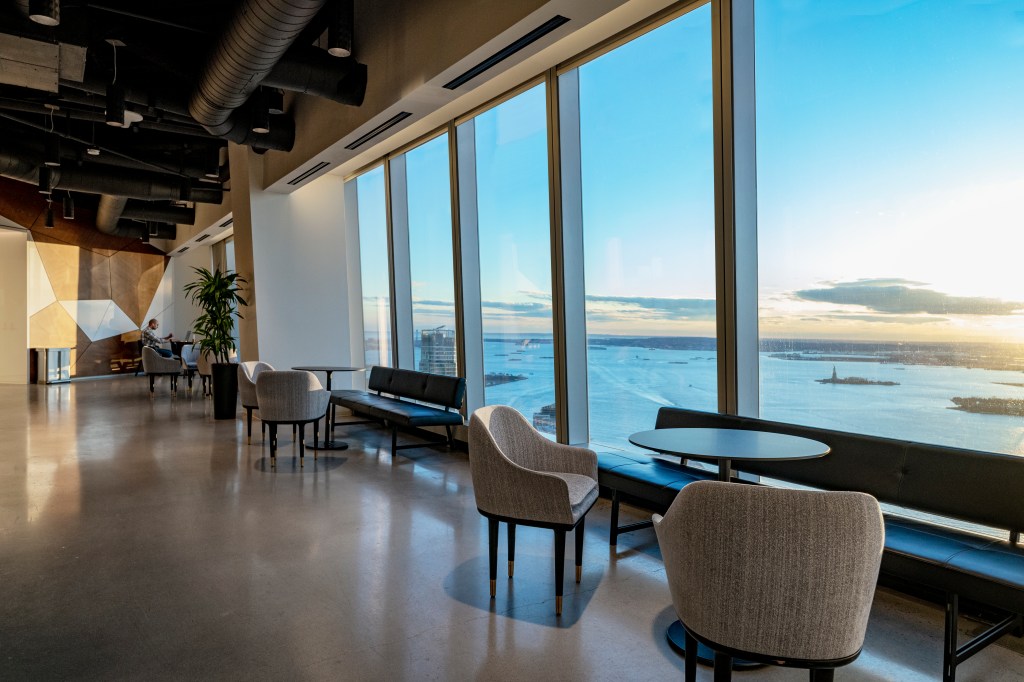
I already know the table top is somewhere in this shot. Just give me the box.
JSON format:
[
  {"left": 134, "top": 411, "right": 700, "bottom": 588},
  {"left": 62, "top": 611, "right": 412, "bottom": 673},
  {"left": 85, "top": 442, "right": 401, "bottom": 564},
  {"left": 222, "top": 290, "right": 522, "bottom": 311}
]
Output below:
[
  {"left": 628, "top": 428, "right": 830, "bottom": 463},
  {"left": 292, "top": 366, "right": 364, "bottom": 373}
]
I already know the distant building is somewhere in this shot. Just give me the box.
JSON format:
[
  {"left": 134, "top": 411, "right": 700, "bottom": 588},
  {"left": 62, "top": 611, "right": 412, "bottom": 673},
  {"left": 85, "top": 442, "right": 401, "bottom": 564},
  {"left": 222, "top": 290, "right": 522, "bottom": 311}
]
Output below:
[
  {"left": 533, "top": 403, "right": 556, "bottom": 434},
  {"left": 419, "top": 327, "right": 457, "bottom": 376}
]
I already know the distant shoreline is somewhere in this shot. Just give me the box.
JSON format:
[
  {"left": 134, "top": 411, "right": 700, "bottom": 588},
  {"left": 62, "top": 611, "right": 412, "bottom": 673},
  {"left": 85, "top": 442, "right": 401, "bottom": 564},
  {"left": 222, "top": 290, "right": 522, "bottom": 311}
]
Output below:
[{"left": 950, "top": 397, "right": 1024, "bottom": 417}]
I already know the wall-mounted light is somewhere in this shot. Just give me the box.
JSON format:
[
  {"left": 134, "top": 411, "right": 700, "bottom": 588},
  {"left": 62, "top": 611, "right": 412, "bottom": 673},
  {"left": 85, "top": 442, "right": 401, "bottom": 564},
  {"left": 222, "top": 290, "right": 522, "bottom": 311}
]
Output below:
[
  {"left": 28, "top": 0, "right": 60, "bottom": 26},
  {"left": 38, "top": 167, "right": 52, "bottom": 194},
  {"left": 62, "top": 193, "right": 75, "bottom": 220},
  {"left": 327, "top": 0, "right": 353, "bottom": 57},
  {"left": 44, "top": 200, "right": 55, "bottom": 228},
  {"left": 44, "top": 134, "right": 61, "bottom": 167},
  {"left": 251, "top": 88, "right": 270, "bottom": 134}
]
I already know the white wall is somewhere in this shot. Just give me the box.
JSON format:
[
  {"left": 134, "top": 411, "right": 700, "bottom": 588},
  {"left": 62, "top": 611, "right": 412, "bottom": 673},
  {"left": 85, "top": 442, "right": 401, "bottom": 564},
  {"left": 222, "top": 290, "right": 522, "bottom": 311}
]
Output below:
[
  {"left": 0, "top": 229, "right": 28, "bottom": 383},
  {"left": 250, "top": 173, "right": 353, "bottom": 386},
  {"left": 171, "top": 245, "right": 213, "bottom": 341}
]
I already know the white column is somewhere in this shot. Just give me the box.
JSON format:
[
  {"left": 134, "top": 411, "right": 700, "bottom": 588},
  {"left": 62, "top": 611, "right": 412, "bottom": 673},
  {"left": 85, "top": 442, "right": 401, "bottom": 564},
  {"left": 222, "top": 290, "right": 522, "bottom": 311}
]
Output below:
[
  {"left": 388, "top": 155, "right": 414, "bottom": 370},
  {"left": 455, "top": 121, "right": 485, "bottom": 417}
]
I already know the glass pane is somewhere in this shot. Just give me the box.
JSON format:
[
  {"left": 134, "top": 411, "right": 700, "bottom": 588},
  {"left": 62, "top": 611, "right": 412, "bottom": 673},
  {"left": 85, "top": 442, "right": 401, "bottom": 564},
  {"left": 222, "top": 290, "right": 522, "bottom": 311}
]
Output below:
[
  {"left": 574, "top": 6, "right": 715, "bottom": 450},
  {"left": 465, "top": 84, "right": 556, "bottom": 431},
  {"left": 756, "top": 1, "right": 1024, "bottom": 455},
  {"left": 406, "top": 134, "right": 458, "bottom": 376},
  {"left": 356, "top": 166, "right": 392, "bottom": 368}
]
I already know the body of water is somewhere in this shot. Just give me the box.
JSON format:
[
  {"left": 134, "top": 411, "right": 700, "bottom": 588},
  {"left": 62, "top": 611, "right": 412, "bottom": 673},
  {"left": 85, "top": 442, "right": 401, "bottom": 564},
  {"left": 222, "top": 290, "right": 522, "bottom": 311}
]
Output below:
[{"left": 468, "top": 338, "right": 1024, "bottom": 456}]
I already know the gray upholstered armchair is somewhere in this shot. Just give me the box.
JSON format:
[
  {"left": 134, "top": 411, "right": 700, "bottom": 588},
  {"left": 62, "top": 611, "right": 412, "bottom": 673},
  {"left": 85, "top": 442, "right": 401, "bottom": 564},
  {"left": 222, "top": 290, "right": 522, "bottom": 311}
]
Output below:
[
  {"left": 654, "top": 480, "right": 884, "bottom": 681},
  {"left": 196, "top": 352, "right": 213, "bottom": 397},
  {"left": 255, "top": 370, "right": 330, "bottom": 468},
  {"left": 141, "top": 346, "right": 182, "bottom": 395},
  {"left": 468, "top": 405, "right": 598, "bottom": 616},
  {"left": 238, "top": 361, "right": 274, "bottom": 442}
]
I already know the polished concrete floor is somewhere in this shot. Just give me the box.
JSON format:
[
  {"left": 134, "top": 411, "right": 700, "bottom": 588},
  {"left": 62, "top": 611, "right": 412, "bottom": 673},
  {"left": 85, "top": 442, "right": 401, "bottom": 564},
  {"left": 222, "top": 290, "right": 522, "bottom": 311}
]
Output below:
[{"left": 2, "top": 378, "right": 1023, "bottom": 681}]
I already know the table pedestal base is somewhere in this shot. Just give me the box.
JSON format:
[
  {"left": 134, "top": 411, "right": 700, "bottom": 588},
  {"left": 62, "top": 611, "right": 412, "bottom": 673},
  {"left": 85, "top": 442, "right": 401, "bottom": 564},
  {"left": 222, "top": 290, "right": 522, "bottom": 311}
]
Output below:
[{"left": 666, "top": 620, "right": 763, "bottom": 670}]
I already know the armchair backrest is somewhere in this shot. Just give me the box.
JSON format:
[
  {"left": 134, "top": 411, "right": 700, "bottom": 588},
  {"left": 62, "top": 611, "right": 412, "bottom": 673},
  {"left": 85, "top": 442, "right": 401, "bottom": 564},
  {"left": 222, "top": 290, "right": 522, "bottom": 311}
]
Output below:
[
  {"left": 654, "top": 480, "right": 883, "bottom": 662},
  {"left": 180, "top": 344, "right": 200, "bottom": 367},
  {"left": 255, "top": 370, "right": 329, "bottom": 422},
  {"left": 469, "top": 405, "right": 547, "bottom": 471},
  {"left": 238, "top": 361, "right": 274, "bottom": 408}
]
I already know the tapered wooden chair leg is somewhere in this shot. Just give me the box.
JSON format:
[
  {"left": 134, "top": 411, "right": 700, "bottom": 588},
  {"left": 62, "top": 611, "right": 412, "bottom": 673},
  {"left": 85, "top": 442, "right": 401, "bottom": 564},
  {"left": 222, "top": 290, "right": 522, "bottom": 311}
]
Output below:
[
  {"left": 575, "top": 517, "right": 585, "bottom": 583},
  {"left": 298, "top": 423, "right": 305, "bottom": 467},
  {"left": 507, "top": 523, "right": 516, "bottom": 578},
  {"left": 554, "top": 529, "right": 566, "bottom": 616},
  {"left": 684, "top": 630, "right": 698, "bottom": 682},
  {"left": 313, "top": 420, "right": 319, "bottom": 460},
  {"left": 488, "top": 519, "right": 499, "bottom": 598},
  {"left": 713, "top": 652, "right": 733, "bottom": 682}
]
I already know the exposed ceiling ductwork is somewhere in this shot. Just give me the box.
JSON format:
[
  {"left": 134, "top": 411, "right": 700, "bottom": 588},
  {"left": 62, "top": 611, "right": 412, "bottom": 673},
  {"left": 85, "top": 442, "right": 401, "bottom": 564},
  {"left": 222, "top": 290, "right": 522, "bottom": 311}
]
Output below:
[
  {"left": 189, "top": 0, "right": 330, "bottom": 132},
  {"left": 0, "top": 0, "right": 368, "bottom": 243}
]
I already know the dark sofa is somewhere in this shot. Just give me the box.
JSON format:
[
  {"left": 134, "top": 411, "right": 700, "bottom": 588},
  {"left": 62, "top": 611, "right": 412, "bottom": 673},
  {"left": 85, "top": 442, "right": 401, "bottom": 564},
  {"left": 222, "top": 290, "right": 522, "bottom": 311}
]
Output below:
[{"left": 330, "top": 366, "right": 466, "bottom": 460}]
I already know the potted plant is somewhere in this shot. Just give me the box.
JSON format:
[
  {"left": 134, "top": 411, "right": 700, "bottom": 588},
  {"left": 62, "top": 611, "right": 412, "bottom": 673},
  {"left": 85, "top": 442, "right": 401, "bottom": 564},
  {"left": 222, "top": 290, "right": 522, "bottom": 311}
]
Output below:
[{"left": 183, "top": 266, "right": 248, "bottom": 419}]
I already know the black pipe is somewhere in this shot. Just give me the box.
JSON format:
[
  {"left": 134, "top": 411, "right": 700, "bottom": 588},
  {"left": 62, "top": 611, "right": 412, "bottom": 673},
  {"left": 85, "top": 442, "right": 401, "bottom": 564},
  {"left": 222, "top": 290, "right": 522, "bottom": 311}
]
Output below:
[
  {"left": 188, "top": 0, "right": 329, "bottom": 129},
  {"left": 121, "top": 200, "right": 195, "bottom": 225},
  {"left": 264, "top": 47, "right": 367, "bottom": 106}
]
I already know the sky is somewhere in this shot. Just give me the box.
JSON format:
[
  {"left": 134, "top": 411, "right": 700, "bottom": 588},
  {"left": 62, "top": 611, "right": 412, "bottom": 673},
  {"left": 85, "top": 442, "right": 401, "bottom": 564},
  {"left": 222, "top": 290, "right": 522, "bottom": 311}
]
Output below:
[{"left": 353, "top": 0, "right": 1024, "bottom": 345}]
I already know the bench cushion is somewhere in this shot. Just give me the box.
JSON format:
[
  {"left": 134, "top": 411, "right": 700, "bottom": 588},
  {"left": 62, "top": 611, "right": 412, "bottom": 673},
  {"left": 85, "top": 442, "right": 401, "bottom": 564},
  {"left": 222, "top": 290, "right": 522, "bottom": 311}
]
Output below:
[
  {"left": 331, "top": 389, "right": 463, "bottom": 427},
  {"left": 598, "top": 455, "right": 716, "bottom": 512},
  {"left": 367, "top": 366, "right": 465, "bottom": 410}
]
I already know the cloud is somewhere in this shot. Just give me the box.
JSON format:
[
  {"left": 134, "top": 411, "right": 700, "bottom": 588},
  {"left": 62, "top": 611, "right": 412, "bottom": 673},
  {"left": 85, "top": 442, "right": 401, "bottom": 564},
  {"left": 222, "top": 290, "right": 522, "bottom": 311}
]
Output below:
[
  {"left": 481, "top": 300, "right": 552, "bottom": 317},
  {"left": 794, "top": 280, "right": 1023, "bottom": 316},
  {"left": 820, "top": 314, "right": 943, "bottom": 326},
  {"left": 584, "top": 294, "right": 716, "bottom": 321}
]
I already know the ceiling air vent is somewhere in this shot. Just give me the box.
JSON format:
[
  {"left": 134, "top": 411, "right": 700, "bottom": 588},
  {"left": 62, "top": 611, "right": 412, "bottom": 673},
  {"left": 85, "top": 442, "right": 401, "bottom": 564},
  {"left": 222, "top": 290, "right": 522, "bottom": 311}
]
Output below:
[
  {"left": 218, "top": 218, "right": 234, "bottom": 228},
  {"left": 178, "top": 246, "right": 189, "bottom": 253},
  {"left": 195, "top": 234, "right": 211, "bottom": 243},
  {"left": 287, "top": 161, "right": 331, "bottom": 186},
  {"left": 443, "top": 16, "right": 570, "bottom": 90},
  {"left": 344, "top": 112, "right": 412, "bottom": 151}
]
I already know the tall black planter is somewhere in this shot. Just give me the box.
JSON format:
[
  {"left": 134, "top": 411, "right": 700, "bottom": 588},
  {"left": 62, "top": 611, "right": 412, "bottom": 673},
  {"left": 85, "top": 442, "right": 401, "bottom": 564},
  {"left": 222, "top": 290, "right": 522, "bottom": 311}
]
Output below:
[{"left": 211, "top": 362, "right": 238, "bottom": 420}]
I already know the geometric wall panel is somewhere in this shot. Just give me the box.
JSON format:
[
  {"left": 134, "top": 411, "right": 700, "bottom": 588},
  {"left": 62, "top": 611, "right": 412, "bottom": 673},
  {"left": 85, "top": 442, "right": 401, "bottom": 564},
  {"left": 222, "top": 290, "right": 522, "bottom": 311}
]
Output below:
[
  {"left": 27, "top": 238, "right": 56, "bottom": 316},
  {"left": 75, "top": 334, "right": 139, "bottom": 378},
  {"left": 110, "top": 249, "right": 166, "bottom": 326},
  {"left": 143, "top": 264, "right": 175, "bottom": 329},
  {"left": 29, "top": 300, "right": 78, "bottom": 348},
  {"left": 59, "top": 299, "right": 138, "bottom": 342},
  {"left": 34, "top": 237, "right": 112, "bottom": 301}
]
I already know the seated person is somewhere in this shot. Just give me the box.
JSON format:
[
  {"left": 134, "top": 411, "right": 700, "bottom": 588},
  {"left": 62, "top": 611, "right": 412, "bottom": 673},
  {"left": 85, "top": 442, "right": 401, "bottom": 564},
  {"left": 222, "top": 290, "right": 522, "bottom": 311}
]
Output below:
[{"left": 141, "top": 319, "right": 175, "bottom": 358}]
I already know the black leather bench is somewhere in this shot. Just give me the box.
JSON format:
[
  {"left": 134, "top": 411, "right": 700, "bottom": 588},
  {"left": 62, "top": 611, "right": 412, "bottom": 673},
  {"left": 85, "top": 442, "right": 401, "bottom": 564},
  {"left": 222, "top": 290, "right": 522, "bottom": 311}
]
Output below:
[
  {"left": 599, "top": 406, "right": 1024, "bottom": 681},
  {"left": 330, "top": 366, "right": 466, "bottom": 460}
]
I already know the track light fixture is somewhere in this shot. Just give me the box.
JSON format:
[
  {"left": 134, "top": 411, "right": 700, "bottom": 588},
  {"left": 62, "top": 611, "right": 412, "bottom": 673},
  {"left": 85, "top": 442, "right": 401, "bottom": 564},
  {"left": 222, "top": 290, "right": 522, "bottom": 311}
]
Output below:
[
  {"left": 63, "top": 193, "right": 75, "bottom": 220},
  {"left": 204, "top": 147, "right": 222, "bottom": 179},
  {"left": 327, "top": 0, "right": 354, "bottom": 58},
  {"left": 251, "top": 88, "right": 271, "bottom": 134},
  {"left": 45, "top": 134, "right": 61, "bottom": 167},
  {"left": 44, "top": 200, "right": 55, "bottom": 228},
  {"left": 105, "top": 42, "right": 125, "bottom": 127},
  {"left": 106, "top": 82, "right": 125, "bottom": 127},
  {"left": 38, "top": 167, "right": 52, "bottom": 194},
  {"left": 86, "top": 123, "right": 101, "bottom": 155},
  {"left": 266, "top": 89, "right": 285, "bottom": 116},
  {"left": 28, "top": 0, "right": 60, "bottom": 26}
]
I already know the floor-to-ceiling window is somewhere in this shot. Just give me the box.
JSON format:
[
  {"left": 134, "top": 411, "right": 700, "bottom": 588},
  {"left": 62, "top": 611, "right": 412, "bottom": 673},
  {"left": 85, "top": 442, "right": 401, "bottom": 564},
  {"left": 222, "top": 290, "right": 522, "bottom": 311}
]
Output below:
[
  {"left": 354, "top": 165, "right": 393, "bottom": 368},
  {"left": 755, "top": 0, "right": 1024, "bottom": 455},
  {"left": 567, "top": 5, "right": 715, "bottom": 449},
  {"left": 460, "top": 84, "right": 556, "bottom": 431},
  {"left": 404, "top": 134, "right": 458, "bottom": 376}
]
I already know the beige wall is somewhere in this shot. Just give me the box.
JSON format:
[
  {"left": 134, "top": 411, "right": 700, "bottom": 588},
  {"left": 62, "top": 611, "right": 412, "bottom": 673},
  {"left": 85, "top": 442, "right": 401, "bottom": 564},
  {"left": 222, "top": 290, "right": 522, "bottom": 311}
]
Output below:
[{"left": 0, "top": 229, "right": 28, "bottom": 383}]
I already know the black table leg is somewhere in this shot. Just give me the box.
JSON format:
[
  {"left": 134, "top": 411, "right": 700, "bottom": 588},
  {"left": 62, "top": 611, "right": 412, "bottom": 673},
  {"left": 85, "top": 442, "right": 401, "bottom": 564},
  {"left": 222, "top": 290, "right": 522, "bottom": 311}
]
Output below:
[{"left": 306, "top": 370, "right": 348, "bottom": 451}]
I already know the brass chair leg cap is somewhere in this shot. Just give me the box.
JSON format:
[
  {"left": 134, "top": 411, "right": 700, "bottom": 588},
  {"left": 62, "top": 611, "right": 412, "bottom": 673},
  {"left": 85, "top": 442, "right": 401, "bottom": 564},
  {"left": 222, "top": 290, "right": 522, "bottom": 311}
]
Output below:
[
  {"left": 508, "top": 561, "right": 514, "bottom": 578},
  {"left": 490, "top": 579, "right": 496, "bottom": 598},
  {"left": 555, "top": 596, "right": 563, "bottom": 616},
  {"left": 576, "top": 566, "right": 582, "bottom": 583}
]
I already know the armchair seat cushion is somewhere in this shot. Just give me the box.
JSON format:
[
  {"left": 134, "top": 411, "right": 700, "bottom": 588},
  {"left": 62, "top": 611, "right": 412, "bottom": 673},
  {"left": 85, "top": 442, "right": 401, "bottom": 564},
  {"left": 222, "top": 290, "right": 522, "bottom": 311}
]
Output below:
[{"left": 549, "top": 472, "right": 599, "bottom": 523}]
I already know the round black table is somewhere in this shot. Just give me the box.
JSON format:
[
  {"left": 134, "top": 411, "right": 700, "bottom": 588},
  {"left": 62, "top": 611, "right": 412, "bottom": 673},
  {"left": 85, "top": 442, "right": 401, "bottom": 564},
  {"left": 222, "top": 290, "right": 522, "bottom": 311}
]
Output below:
[
  {"left": 628, "top": 427, "right": 830, "bottom": 668},
  {"left": 292, "top": 366, "right": 364, "bottom": 450}
]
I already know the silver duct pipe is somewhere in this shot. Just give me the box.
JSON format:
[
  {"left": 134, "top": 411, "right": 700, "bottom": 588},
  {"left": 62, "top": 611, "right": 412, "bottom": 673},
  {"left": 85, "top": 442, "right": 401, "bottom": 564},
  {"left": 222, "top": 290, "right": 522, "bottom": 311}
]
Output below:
[
  {"left": 96, "top": 195, "right": 185, "bottom": 238},
  {"left": 263, "top": 47, "right": 366, "bottom": 106},
  {"left": 121, "top": 200, "right": 195, "bottom": 225},
  {"left": 189, "top": 0, "right": 328, "bottom": 139},
  {"left": 48, "top": 162, "right": 224, "bottom": 204},
  {"left": 0, "top": 144, "right": 40, "bottom": 183}
]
